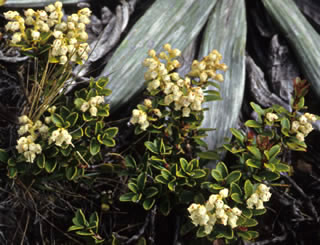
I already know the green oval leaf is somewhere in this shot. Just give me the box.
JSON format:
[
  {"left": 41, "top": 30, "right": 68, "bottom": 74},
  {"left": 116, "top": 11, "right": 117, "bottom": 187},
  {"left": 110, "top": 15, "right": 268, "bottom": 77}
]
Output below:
[
  {"left": 197, "top": 151, "right": 219, "bottom": 160},
  {"left": 105, "top": 127, "right": 118, "bottom": 138},
  {"left": 45, "top": 159, "right": 57, "bottom": 173},
  {"left": 144, "top": 141, "right": 158, "bottom": 154},
  {"left": 119, "top": 192, "right": 136, "bottom": 202},
  {"left": 216, "top": 161, "right": 229, "bottom": 178},
  {"left": 36, "top": 154, "right": 45, "bottom": 169},
  {"left": 137, "top": 172, "right": 146, "bottom": 191},
  {"left": 144, "top": 186, "right": 159, "bottom": 199},
  {"left": 211, "top": 169, "right": 223, "bottom": 182},
  {"left": 143, "top": 198, "right": 155, "bottom": 210},
  {"left": 247, "top": 146, "right": 262, "bottom": 160},
  {"left": 90, "top": 137, "right": 101, "bottom": 156},
  {"left": 245, "top": 120, "right": 262, "bottom": 128},
  {"left": 66, "top": 166, "right": 78, "bottom": 181},
  {"left": 51, "top": 113, "right": 64, "bottom": 128},
  {"left": 244, "top": 179, "right": 254, "bottom": 199},
  {"left": 226, "top": 170, "right": 242, "bottom": 185}
]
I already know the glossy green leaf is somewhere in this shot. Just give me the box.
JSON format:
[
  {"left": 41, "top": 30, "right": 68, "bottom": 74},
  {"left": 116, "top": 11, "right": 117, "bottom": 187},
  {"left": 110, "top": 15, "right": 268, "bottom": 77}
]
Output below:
[
  {"left": 144, "top": 141, "right": 158, "bottom": 154},
  {"left": 275, "top": 162, "right": 290, "bottom": 172},
  {"left": 36, "top": 154, "right": 45, "bottom": 169},
  {"left": 250, "top": 102, "right": 264, "bottom": 116},
  {"left": 253, "top": 208, "right": 266, "bottom": 216},
  {"left": 211, "top": 169, "right": 223, "bottom": 182},
  {"left": 144, "top": 186, "right": 159, "bottom": 199},
  {"left": 44, "top": 159, "right": 57, "bottom": 173},
  {"left": 231, "top": 193, "right": 243, "bottom": 203},
  {"left": 105, "top": 127, "right": 118, "bottom": 138},
  {"left": 230, "top": 128, "right": 245, "bottom": 143},
  {"left": 137, "top": 172, "right": 146, "bottom": 191},
  {"left": 245, "top": 120, "right": 262, "bottom": 128},
  {"left": 180, "top": 158, "right": 188, "bottom": 173},
  {"left": 247, "top": 230, "right": 259, "bottom": 239},
  {"left": 66, "top": 166, "right": 78, "bottom": 180},
  {"left": 216, "top": 161, "right": 229, "bottom": 178},
  {"left": 230, "top": 182, "right": 242, "bottom": 196},
  {"left": 190, "top": 169, "right": 207, "bottom": 179},
  {"left": 143, "top": 198, "right": 155, "bottom": 210},
  {"left": 242, "top": 218, "right": 258, "bottom": 227},
  {"left": 226, "top": 170, "right": 242, "bottom": 185},
  {"left": 197, "top": 151, "right": 219, "bottom": 160},
  {"left": 90, "top": 137, "right": 101, "bottom": 155},
  {"left": 247, "top": 146, "right": 262, "bottom": 160},
  {"left": 119, "top": 192, "right": 136, "bottom": 202},
  {"left": 237, "top": 231, "right": 252, "bottom": 240},
  {"left": 51, "top": 113, "right": 64, "bottom": 127},
  {"left": 103, "top": 137, "right": 116, "bottom": 147},
  {"left": 244, "top": 179, "right": 254, "bottom": 199},
  {"left": 68, "top": 225, "right": 84, "bottom": 232},
  {"left": 246, "top": 158, "right": 262, "bottom": 168},
  {"left": 242, "top": 208, "right": 253, "bottom": 218},
  {"left": 125, "top": 155, "right": 136, "bottom": 169},
  {"left": 128, "top": 182, "right": 138, "bottom": 193}
]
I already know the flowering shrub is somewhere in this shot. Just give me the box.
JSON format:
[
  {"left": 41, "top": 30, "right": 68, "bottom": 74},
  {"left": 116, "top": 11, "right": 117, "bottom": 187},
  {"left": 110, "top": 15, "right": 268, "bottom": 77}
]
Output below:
[
  {"left": 0, "top": 4, "right": 318, "bottom": 241},
  {"left": 119, "top": 45, "right": 318, "bottom": 243},
  {"left": 0, "top": 77, "right": 117, "bottom": 180},
  {"left": 120, "top": 44, "right": 227, "bottom": 213},
  {"left": 0, "top": 2, "right": 118, "bottom": 181}
]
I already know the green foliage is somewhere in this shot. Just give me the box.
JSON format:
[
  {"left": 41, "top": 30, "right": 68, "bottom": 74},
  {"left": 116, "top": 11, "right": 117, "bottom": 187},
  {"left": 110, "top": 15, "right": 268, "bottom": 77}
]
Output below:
[
  {"left": 3, "top": 77, "right": 117, "bottom": 181},
  {"left": 68, "top": 209, "right": 104, "bottom": 244},
  {"left": 118, "top": 45, "right": 318, "bottom": 244}
]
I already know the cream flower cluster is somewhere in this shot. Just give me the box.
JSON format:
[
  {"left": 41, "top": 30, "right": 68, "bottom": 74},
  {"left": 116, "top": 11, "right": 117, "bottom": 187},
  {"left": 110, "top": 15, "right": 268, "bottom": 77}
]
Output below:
[
  {"left": 16, "top": 135, "right": 42, "bottom": 163},
  {"left": 130, "top": 109, "right": 149, "bottom": 131},
  {"left": 143, "top": 43, "right": 181, "bottom": 83},
  {"left": 188, "top": 188, "right": 242, "bottom": 235},
  {"left": 80, "top": 96, "right": 104, "bottom": 117},
  {"left": 291, "top": 113, "right": 317, "bottom": 142},
  {"left": 265, "top": 112, "right": 278, "bottom": 123},
  {"left": 131, "top": 44, "right": 227, "bottom": 131},
  {"left": 246, "top": 184, "right": 271, "bottom": 210},
  {"left": 188, "top": 49, "right": 227, "bottom": 83},
  {"left": 49, "top": 128, "right": 72, "bottom": 146},
  {"left": 17, "top": 115, "right": 49, "bottom": 137},
  {"left": 16, "top": 115, "right": 50, "bottom": 163},
  {"left": 4, "top": 1, "right": 91, "bottom": 65}
]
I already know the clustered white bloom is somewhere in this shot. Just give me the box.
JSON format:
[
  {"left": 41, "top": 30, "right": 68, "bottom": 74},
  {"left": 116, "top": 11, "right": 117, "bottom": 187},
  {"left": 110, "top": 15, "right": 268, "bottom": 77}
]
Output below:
[
  {"left": 4, "top": 1, "right": 91, "bottom": 64},
  {"left": 17, "top": 115, "right": 49, "bottom": 137},
  {"left": 16, "top": 115, "right": 49, "bottom": 163},
  {"left": 291, "top": 113, "right": 317, "bottom": 142},
  {"left": 187, "top": 188, "right": 242, "bottom": 235},
  {"left": 15, "top": 115, "right": 50, "bottom": 163},
  {"left": 246, "top": 184, "right": 272, "bottom": 210},
  {"left": 130, "top": 109, "right": 149, "bottom": 131},
  {"left": 16, "top": 135, "right": 42, "bottom": 163},
  {"left": 80, "top": 96, "right": 105, "bottom": 117},
  {"left": 265, "top": 112, "right": 278, "bottom": 123},
  {"left": 49, "top": 128, "right": 72, "bottom": 146},
  {"left": 130, "top": 45, "right": 227, "bottom": 131}
]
